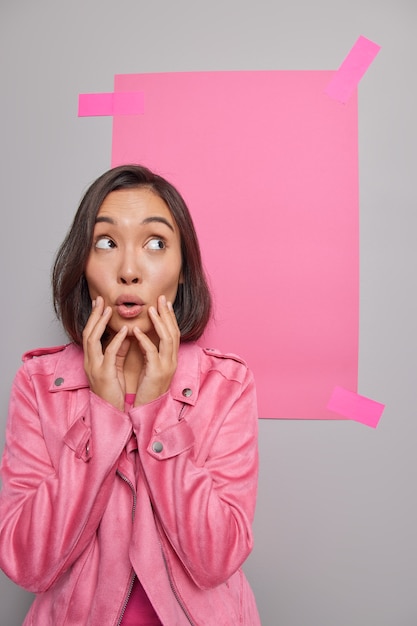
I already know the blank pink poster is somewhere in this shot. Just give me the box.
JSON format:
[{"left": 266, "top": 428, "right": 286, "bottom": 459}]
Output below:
[{"left": 111, "top": 71, "right": 359, "bottom": 419}]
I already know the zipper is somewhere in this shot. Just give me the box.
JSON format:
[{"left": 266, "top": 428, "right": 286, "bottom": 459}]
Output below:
[
  {"left": 117, "top": 403, "right": 193, "bottom": 625},
  {"left": 158, "top": 536, "right": 196, "bottom": 626},
  {"left": 116, "top": 570, "right": 136, "bottom": 626},
  {"left": 116, "top": 468, "right": 137, "bottom": 521},
  {"left": 116, "top": 469, "right": 137, "bottom": 625},
  {"left": 152, "top": 402, "right": 195, "bottom": 625}
]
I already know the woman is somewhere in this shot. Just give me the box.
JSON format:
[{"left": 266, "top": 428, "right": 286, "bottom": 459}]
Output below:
[{"left": 0, "top": 165, "right": 260, "bottom": 625}]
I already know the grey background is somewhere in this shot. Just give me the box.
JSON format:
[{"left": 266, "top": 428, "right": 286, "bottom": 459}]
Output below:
[{"left": 0, "top": 1, "right": 416, "bottom": 625}]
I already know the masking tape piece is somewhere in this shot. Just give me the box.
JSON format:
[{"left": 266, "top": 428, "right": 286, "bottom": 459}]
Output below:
[
  {"left": 325, "top": 35, "right": 381, "bottom": 103},
  {"left": 327, "top": 386, "right": 385, "bottom": 428},
  {"left": 78, "top": 92, "right": 145, "bottom": 116}
]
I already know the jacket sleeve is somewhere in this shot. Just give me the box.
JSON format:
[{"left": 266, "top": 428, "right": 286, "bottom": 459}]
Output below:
[
  {"left": 131, "top": 365, "right": 259, "bottom": 590},
  {"left": 0, "top": 366, "right": 132, "bottom": 593}
]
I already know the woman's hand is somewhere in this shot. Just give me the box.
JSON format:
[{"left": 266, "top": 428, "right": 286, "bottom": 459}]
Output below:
[
  {"left": 83, "top": 295, "right": 180, "bottom": 410},
  {"left": 132, "top": 295, "right": 180, "bottom": 406},
  {"left": 83, "top": 296, "right": 130, "bottom": 411}
]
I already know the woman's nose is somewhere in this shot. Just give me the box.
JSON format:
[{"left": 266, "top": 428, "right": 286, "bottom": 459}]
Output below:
[
  {"left": 120, "top": 274, "right": 139, "bottom": 285},
  {"left": 118, "top": 250, "right": 141, "bottom": 285}
]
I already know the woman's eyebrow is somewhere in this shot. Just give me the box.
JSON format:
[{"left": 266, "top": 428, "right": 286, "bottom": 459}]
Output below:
[
  {"left": 141, "top": 216, "right": 175, "bottom": 232},
  {"left": 95, "top": 216, "right": 116, "bottom": 224},
  {"left": 94, "top": 215, "right": 175, "bottom": 231}
]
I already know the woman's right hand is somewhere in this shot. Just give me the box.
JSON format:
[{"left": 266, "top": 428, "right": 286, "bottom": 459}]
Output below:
[{"left": 83, "top": 296, "right": 130, "bottom": 411}]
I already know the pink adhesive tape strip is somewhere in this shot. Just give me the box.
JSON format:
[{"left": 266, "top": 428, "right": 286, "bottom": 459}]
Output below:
[
  {"left": 78, "top": 92, "right": 145, "bottom": 116},
  {"left": 327, "top": 386, "right": 385, "bottom": 428},
  {"left": 325, "top": 35, "right": 381, "bottom": 103}
]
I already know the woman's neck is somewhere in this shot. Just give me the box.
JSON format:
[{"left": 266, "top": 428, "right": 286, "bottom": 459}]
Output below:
[{"left": 123, "top": 339, "right": 145, "bottom": 394}]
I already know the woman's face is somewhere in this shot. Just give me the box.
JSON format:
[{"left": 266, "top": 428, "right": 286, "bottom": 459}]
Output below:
[{"left": 85, "top": 187, "right": 182, "bottom": 339}]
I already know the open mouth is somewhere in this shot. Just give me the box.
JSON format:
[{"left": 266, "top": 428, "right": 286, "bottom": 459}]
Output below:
[{"left": 116, "top": 301, "right": 144, "bottom": 319}]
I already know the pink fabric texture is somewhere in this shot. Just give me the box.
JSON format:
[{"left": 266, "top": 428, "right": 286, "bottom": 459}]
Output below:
[
  {"left": 0, "top": 342, "right": 260, "bottom": 625},
  {"left": 120, "top": 393, "right": 162, "bottom": 626}
]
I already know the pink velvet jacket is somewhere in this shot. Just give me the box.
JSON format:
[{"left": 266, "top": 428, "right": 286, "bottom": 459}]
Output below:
[{"left": 0, "top": 342, "right": 260, "bottom": 625}]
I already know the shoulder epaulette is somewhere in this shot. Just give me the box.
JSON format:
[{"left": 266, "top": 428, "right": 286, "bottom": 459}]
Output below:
[
  {"left": 202, "top": 347, "right": 247, "bottom": 367},
  {"left": 22, "top": 344, "right": 69, "bottom": 362}
]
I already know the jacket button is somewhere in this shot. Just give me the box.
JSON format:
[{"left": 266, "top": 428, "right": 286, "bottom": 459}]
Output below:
[
  {"left": 54, "top": 377, "right": 64, "bottom": 386},
  {"left": 182, "top": 388, "right": 192, "bottom": 397},
  {"left": 152, "top": 441, "right": 163, "bottom": 453}
]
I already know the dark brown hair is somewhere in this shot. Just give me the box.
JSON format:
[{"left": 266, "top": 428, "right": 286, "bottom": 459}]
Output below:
[{"left": 52, "top": 164, "right": 212, "bottom": 345}]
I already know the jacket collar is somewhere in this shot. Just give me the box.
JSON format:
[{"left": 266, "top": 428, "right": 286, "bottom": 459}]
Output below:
[{"left": 49, "top": 342, "right": 201, "bottom": 407}]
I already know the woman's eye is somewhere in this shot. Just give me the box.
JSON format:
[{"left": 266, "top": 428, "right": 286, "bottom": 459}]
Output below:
[
  {"left": 95, "top": 237, "right": 116, "bottom": 249},
  {"left": 146, "top": 238, "right": 166, "bottom": 250}
]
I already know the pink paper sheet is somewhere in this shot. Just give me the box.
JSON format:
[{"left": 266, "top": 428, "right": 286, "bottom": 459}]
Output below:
[{"left": 111, "top": 71, "right": 359, "bottom": 419}]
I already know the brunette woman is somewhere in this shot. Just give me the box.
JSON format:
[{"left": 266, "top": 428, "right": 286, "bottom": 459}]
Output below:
[{"left": 0, "top": 164, "right": 260, "bottom": 625}]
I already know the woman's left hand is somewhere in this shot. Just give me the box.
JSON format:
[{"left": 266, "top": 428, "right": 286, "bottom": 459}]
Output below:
[{"left": 133, "top": 295, "right": 180, "bottom": 405}]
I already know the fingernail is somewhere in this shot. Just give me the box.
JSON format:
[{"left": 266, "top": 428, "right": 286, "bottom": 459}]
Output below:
[
  {"left": 160, "top": 295, "right": 167, "bottom": 306},
  {"left": 167, "top": 300, "right": 173, "bottom": 311}
]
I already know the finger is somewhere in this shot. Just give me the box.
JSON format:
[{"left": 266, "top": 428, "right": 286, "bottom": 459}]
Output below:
[
  {"left": 146, "top": 307, "right": 177, "bottom": 365},
  {"left": 84, "top": 310, "right": 112, "bottom": 358},
  {"left": 166, "top": 300, "right": 181, "bottom": 346},
  {"left": 155, "top": 297, "right": 180, "bottom": 359},
  {"left": 159, "top": 296, "right": 180, "bottom": 338},
  {"left": 152, "top": 296, "right": 180, "bottom": 343},
  {"left": 157, "top": 295, "right": 177, "bottom": 325},
  {"left": 132, "top": 325, "right": 159, "bottom": 359},
  {"left": 82, "top": 296, "right": 103, "bottom": 338},
  {"left": 102, "top": 325, "right": 129, "bottom": 362},
  {"left": 83, "top": 301, "right": 113, "bottom": 363},
  {"left": 82, "top": 297, "right": 110, "bottom": 337}
]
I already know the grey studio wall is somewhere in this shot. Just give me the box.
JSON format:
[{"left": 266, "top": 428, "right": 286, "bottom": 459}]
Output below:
[{"left": 0, "top": 1, "right": 416, "bottom": 625}]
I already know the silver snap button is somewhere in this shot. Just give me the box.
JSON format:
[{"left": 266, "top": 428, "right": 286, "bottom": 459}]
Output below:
[
  {"left": 182, "top": 388, "right": 192, "bottom": 397},
  {"left": 54, "top": 377, "right": 64, "bottom": 386},
  {"left": 152, "top": 441, "right": 163, "bottom": 453}
]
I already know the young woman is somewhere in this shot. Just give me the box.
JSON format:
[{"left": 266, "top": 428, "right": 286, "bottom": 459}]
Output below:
[{"left": 0, "top": 164, "right": 260, "bottom": 625}]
